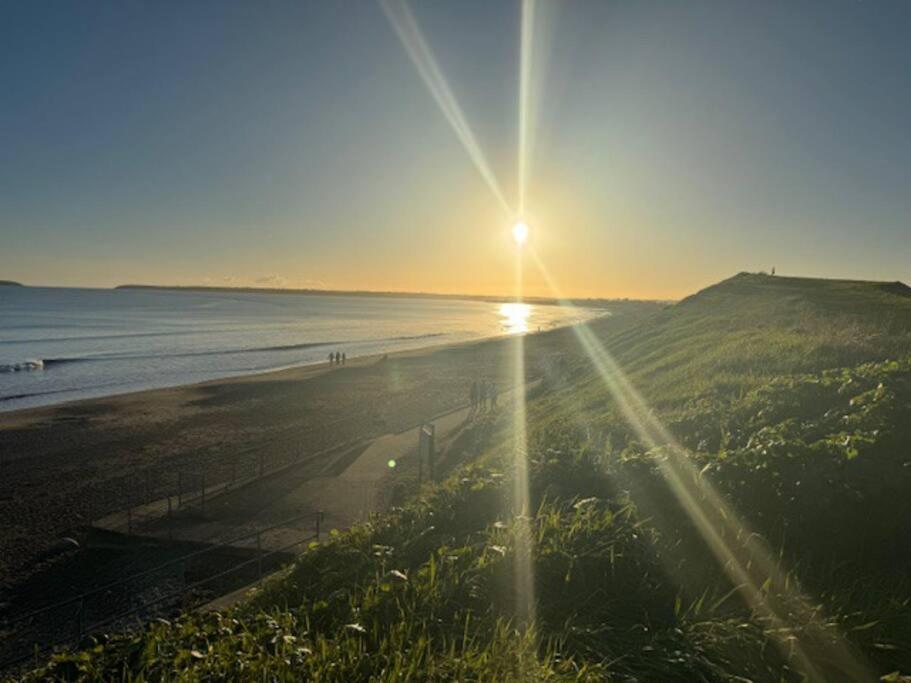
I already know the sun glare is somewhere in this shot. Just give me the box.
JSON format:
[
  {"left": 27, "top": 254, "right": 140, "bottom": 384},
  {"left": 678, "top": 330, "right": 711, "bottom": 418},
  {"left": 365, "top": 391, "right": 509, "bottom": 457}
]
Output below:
[
  {"left": 512, "top": 221, "right": 529, "bottom": 245},
  {"left": 500, "top": 302, "right": 531, "bottom": 335}
]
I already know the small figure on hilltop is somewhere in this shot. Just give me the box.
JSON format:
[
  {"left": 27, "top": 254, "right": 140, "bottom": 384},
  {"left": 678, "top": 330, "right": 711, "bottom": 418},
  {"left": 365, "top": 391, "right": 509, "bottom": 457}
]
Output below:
[{"left": 771, "top": 266, "right": 776, "bottom": 276}]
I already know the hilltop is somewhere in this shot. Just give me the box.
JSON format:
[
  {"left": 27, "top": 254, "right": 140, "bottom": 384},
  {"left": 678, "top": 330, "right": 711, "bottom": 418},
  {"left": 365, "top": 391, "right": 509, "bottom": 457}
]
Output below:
[
  {"left": 18, "top": 273, "right": 911, "bottom": 681},
  {"left": 0, "top": 280, "right": 22, "bottom": 287}
]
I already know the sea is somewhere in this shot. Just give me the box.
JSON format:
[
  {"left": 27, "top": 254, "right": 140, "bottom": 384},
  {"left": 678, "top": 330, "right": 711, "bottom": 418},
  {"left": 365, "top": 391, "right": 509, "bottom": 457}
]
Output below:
[{"left": 0, "top": 286, "right": 600, "bottom": 412}]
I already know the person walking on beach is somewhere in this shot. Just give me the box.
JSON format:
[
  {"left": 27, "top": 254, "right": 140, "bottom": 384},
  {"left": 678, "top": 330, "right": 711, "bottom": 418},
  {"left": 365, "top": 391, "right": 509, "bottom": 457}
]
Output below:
[
  {"left": 342, "top": 353, "right": 347, "bottom": 365},
  {"left": 328, "top": 352, "right": 334, "bottom": 365}
]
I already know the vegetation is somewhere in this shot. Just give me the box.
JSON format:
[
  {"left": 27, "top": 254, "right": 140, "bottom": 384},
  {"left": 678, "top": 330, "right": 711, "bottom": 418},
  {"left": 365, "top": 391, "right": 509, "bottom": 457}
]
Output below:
[{"left": 21, "top": 273, "right": 911, "bottom": 681}]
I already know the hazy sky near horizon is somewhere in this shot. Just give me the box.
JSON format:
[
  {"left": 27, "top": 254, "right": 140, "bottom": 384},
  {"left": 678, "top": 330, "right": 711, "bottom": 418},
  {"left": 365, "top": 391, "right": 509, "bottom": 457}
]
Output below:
[{"left": 2, "top": 0, "right": 910, "bottom": 300}]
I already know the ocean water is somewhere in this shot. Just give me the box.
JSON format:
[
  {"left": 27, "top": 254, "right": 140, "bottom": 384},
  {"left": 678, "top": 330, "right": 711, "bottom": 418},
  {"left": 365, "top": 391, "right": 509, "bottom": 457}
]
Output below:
[{"left": 0, "top": 287, "right": 599, "bottom": 412}]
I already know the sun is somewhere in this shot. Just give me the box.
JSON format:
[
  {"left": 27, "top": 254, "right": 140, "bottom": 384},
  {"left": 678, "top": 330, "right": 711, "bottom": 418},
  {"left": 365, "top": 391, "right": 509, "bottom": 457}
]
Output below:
[{"left": 512, "top": 221, "right": 529, "bottom": 246}]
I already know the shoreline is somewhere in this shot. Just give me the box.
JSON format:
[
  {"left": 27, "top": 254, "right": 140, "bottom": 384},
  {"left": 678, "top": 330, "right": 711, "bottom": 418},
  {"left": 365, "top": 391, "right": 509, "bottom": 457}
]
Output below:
[
  {"left": 0, "top": 317, "right": 617, "bottom": 592},
  {"left": 0, "top": 304, "right": 659, "bottom": 597},
  {"left": 0, "top": 311, "right": 607, "bottom": 418}
]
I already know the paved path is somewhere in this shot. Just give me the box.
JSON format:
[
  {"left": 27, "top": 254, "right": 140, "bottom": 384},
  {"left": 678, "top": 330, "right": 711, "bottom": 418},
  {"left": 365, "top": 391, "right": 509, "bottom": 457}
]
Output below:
[{"left": 96, "top": 383, "right": 534, "bottom": 552}]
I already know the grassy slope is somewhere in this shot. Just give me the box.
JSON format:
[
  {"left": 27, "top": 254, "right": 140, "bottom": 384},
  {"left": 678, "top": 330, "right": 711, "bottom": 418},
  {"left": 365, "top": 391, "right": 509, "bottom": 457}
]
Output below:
[{"left": 22, "top": 273, "right": 911, "bottom": 681}]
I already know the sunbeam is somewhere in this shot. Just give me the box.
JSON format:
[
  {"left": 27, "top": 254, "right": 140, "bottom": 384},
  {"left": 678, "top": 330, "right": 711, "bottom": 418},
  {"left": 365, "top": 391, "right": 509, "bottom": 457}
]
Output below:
[
  {"left": 518, "top": 0, "right": 535, "bottom": 216},
  {"left": 380, "top": 0, "right": 512, "bottom": 217},
  {"left": 526, "top": 247, "right": 874, "bottom": 682},
  {"left": 511, "top": 243, "right": 536, "bottom": 634}
]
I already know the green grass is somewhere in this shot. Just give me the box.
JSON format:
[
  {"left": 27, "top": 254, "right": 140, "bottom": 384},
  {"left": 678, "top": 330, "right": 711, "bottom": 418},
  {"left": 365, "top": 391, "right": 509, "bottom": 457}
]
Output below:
[{"left": 21, "top": 273, "right": 911, "bottom": 681}]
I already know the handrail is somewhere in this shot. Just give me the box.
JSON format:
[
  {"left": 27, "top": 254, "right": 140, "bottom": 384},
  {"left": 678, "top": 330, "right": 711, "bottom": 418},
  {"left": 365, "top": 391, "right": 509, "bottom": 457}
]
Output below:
[
  {"left": 2, "top": 511, "right": 321, "bottom": 627},
  {"left": 0, "top": 513, "right": 322, "bottom": 670}
]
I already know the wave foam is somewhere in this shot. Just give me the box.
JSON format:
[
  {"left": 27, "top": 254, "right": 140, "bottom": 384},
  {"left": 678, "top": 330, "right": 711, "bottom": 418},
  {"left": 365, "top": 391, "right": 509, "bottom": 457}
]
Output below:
[{"left": 0, "top": 359, "right": 44, "bottom": 373}]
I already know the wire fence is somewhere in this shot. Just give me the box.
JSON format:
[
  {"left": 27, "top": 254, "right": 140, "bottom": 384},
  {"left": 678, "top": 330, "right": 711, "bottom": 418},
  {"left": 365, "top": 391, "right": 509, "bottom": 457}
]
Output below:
[
  {"left": 0, "top": 512, "right": 322, "bottom": 671},
  {"left": 92, "top": 434, "right": 365, "bottom": 538}
]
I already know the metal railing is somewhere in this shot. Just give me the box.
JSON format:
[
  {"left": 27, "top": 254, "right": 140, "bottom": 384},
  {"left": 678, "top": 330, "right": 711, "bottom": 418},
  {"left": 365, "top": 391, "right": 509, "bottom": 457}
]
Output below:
[{"left": 0, "top": 511, "right": 322, "bottom": 670}]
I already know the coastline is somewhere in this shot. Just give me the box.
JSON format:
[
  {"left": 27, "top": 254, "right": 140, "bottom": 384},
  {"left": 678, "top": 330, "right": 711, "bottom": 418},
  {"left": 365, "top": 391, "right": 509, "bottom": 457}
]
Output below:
[
  {"left": 0, "top": 304, "right": 658, "bottom": 599},
  {"left": 0, "top": 307, "right": 608, "bottom": 416},
  {"left": 0, "top": 318, "right": 593, "bottom": 591}
]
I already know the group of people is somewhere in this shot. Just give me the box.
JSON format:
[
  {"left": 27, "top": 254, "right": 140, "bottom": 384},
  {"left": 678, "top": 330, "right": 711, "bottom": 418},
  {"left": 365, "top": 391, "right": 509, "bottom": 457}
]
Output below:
[
  {"left": 469, "top": 379, "right": 498, "bottom": 410},
  {"left": 328, "top": 351, "right": 347, "bottom": 365}
]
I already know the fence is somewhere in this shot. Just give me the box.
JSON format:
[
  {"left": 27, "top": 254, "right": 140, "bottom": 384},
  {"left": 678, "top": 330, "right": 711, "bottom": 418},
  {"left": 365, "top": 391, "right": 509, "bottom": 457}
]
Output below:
[
  {"left": 93, "top": 435, "right": 364, "bottom": 538},
  {"left": 0, "top": 512, "right": 322, "bottom": 671}
]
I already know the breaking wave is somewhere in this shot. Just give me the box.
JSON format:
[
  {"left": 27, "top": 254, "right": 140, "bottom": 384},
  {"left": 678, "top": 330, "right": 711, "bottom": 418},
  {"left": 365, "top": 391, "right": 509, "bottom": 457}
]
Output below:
[{"left": 0, "top": 359, "right": 44, "bottom": 373}]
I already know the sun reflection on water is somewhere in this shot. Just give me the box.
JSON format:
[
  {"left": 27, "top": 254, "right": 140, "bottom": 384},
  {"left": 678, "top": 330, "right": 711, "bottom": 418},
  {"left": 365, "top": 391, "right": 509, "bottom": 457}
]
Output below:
[{"left": 499, "top": 302, "right": 531, "bottom": 335}]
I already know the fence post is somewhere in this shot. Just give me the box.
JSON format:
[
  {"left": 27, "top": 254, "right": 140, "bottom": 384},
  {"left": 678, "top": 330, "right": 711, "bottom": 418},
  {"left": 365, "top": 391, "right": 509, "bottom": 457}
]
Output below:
[
  {"left": 76, "top": 597, "right": 85, "bottom": 643},
  {"left": 256, "top": 532, "right": 263, "bottom": 585},
  {"left": 428, "top": 424, "right": 436, "bottom": 482}
]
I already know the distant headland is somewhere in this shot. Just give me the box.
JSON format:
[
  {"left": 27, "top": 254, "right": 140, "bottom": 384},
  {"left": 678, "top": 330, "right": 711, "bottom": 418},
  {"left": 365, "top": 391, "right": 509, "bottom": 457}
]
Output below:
[
  {"left": 0, "top": 280, "right": 23, "bottom": 287},
  {"left": 115, "top": 284, "right": 636, "bottom": 309}
]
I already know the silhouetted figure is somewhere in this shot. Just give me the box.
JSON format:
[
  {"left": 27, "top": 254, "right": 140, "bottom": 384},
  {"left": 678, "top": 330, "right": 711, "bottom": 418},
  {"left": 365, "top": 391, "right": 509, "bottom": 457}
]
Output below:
[
  {"left": 470, "top": 381, "right": 478, "bottom": 408},
  {"left": 328, "top": 352, "right": 334, "bottom": 365},
  {"left": 771, "top": 266, "right": 776, "bottom": 276},
  {"left": 342, "top": 353, "right": 347, "bottom": 365}
]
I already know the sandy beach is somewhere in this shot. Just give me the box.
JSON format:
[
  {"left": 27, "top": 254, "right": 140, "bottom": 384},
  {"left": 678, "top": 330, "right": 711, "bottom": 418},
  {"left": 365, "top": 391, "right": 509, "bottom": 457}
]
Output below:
[{"left": 0, "top": 312, "right": 636, "bottom": 600}]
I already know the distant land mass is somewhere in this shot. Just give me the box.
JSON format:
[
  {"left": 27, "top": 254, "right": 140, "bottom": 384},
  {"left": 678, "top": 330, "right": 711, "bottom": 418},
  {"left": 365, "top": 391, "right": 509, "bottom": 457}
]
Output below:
[
  {"left": 0, "top": 280, "right": 23, "bottom": 287},
  {"left": 115, "top": 283, "right": 650, "bottom": 309}
]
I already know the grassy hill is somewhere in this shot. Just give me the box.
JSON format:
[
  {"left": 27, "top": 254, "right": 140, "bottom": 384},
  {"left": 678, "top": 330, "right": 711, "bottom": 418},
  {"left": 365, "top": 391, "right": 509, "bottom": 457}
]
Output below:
[{"left": 21, "top": 273, "right": 911, "bottom": 681}]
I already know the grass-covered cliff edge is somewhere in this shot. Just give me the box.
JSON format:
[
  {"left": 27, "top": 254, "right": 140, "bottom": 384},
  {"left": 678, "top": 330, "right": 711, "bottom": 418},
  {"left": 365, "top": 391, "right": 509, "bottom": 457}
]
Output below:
[{"left": 22, "top": 273, "right": 911, "bottom": 681}]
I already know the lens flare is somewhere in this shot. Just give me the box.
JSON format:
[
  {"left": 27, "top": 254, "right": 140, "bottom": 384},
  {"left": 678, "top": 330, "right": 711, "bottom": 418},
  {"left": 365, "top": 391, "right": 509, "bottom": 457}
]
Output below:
[
  {"left": 380, "top": 0, "right": 512, "bottom": 217},
  {"left": 527, "top": 246, "right": 873, "bottom": 682}
]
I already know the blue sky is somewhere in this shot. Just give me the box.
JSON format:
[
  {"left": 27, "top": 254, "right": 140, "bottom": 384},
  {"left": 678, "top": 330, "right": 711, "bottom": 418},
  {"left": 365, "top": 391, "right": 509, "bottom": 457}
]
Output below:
[{"left": 2, "top": 0, "right": 909, "bottom": 298}]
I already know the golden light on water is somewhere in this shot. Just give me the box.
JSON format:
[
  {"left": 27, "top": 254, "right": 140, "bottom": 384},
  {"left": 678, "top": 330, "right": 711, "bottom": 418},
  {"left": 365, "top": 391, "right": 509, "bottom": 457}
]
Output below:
[
  {"left": 499, "top": 302, "right": 531, "bottom": 335},
  {"left": 512, "top": 221, "right": 529, "bottom": 246}
]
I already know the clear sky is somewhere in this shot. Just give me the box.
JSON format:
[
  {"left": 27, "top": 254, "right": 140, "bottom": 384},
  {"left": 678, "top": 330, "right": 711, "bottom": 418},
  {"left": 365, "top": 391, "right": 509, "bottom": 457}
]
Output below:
[{"left": 2, "top": 1, "right": 910, "bottom": 300}]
